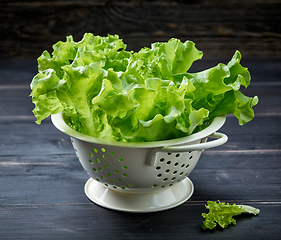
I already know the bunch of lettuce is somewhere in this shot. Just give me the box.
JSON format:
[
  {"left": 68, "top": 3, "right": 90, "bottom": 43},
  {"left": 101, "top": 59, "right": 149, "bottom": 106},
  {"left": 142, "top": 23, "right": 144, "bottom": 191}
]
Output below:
[{"left": 30, "top": 33, "right": 258, "bottom": 142}]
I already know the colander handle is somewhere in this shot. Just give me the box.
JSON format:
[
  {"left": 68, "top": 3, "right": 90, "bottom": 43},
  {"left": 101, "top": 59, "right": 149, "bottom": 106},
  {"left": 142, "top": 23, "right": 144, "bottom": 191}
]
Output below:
[{"left": 149, "top": 132, "right": 228, "bottom": 166}]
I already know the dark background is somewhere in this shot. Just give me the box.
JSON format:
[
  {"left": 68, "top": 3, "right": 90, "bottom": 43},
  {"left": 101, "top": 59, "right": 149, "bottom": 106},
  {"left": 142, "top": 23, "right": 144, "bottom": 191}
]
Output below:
[{"left": 1, "top": 0, "right": 281, "bottom": 59}]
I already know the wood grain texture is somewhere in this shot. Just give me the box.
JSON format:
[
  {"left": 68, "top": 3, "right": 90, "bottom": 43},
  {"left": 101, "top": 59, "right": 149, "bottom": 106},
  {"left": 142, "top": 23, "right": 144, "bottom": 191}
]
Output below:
[
  {"left": 2, "top": 202, "right": 278, "bottom": 240},
  {"left": 1, "top": 0, "right": 281, "bottom": 58}
]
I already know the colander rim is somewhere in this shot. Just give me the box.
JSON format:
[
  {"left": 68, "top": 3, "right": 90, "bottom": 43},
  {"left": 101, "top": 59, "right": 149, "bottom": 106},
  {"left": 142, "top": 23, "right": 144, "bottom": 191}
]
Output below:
[{"left": 51, "top": 112, "right": 226, "bottom": 148}]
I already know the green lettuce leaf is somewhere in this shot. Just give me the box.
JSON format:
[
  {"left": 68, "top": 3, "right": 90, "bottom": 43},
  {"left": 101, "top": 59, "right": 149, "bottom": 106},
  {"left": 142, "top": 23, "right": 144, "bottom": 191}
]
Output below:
[
  {"left": 174, "top": 50, "right": 258, "bottom": 127},
  {"left": 202, "top": 200, "right": 260, "bottom": 230},
  {"left": 30, "top": 33, "right": 258, "bottom": 142}
]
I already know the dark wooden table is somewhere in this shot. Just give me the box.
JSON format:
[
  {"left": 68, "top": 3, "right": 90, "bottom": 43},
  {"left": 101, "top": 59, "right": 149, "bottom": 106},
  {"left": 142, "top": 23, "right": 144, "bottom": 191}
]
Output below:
[{"left": 0, "top": 58, "right": 280, "bottom": 239}]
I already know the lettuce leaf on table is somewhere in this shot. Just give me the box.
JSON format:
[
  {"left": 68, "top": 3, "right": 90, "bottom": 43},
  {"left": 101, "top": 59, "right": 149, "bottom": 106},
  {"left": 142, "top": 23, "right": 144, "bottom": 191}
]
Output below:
[
  {"left": 202, "top": 200, "right": 260, "bottom": 230},
  {"left": 30, "top": 33, "right": 258, "bottom": 142}
]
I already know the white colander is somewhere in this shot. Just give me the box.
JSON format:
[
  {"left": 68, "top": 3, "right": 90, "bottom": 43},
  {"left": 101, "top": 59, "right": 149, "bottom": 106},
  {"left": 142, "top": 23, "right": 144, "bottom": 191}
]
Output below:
[{"left": 51, "top": 112, "right": 228, "bottom": 212}]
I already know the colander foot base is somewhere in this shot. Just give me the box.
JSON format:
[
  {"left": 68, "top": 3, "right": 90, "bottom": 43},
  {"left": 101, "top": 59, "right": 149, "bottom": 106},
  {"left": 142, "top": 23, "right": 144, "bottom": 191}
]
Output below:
[{"left": 84, "top": 177, "right": 194, "bottom": 212}]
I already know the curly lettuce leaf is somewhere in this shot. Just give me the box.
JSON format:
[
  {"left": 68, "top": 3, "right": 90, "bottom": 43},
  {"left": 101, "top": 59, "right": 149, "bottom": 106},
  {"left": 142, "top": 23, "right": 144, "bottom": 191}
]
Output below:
[
  {"left": 30, "top": 34, "right": 127, "bottom": 136},
  {"left": 174, "top": 50, "right": 258, "bottom": 127},
  {"left": 30, "top": 69, "right": 64, "bottom": 124},
  {"left": 124, "top": 38, "right": 203, "bottom": 84},
  {"left": 30, "top": 33, "right": 258, "bottom": 142},
  {"left": 202, "top": 200, "right": 260, "bottom": 230}
]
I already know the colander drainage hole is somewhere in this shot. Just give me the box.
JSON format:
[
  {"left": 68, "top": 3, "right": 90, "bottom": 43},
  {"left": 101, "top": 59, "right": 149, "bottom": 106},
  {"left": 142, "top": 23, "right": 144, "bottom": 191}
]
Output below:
[
  {"left": 101, "top": 148, "right": 106, "bottom": 152},
  {"left": 166, "top": 161, "right": 171, "bottom": 165},
  {"left": 89, "top": 152, "right": 93, "bottom": 157},
  {"left": 89, "top": 159, "right": 93, "bottom": 164},
  {"left": 129, "top": 184, "right": 134, "bottom": 188},
  {"left": 160, "top": 158, "right": 165, "bottom": 162},
  {"left": 189, "top": 156, "right": 193, "bottom": 160},
  {"left": 176, "top": 154, "right": 180, "bottom": 157},
  {"left": 156, "top": 166, "right": 161, "bottom": 170},
  {"left": 157, "top": 173, "right": 162, "bottom": 178}
]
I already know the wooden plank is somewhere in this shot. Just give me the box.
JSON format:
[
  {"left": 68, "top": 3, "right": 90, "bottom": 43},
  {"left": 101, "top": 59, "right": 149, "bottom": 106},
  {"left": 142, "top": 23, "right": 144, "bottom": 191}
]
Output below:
[
  {"left": 0, "top": 119, "right": 74, "bottom": 156},
  {"left": 190, "top": 154, "right": 281, "bottom": 201},
  {"left": 0, "top": 152, "right": 280, "bottom": 239},
  {"left": 0, "top": 97, "right": 34, "bottom": 117},
  {"left": 0, "top": 155, "right": 87, "bottom": 205},
  {"left": 0, "top": 109, "right": 280, "bottom": 155},
  {"left": 1, "top": 58, "right": 281, "bottom": 85},
  {"left": 0, "top": 150, "right": 280, "bottom": 204},
  {"left": 0, "top": 151, "right": 280, "bottom": 238},
  {"left": 0, "top": 86, "right": 279, "bottom": 121},
  {"left": 1, "top": 202, "right": 278, "bottom": 240},
  {"left": 0, "top": 60, "right": 37, "bottom": 85},
  {"left": 1, "top": 1, "right": 281, "bottom": 58},
  {"left": 0, "top": 59, "right": 280, "bottom": 119},
  {"left": 0, "top": 85, "right": 279, "bottom": 118},
  {"left": 0, "top": 115, "right": 280, "bottom": 156}
]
